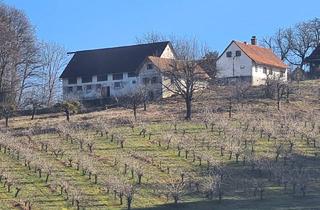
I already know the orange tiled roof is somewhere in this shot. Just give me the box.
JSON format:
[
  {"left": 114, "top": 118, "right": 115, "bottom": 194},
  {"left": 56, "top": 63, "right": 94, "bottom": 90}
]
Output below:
[
  {"left": 234, "top": 41, "right": 288, "bottom": 69},
  {"left": 147, "top": 56, "right": 209, "bottom": 79}
]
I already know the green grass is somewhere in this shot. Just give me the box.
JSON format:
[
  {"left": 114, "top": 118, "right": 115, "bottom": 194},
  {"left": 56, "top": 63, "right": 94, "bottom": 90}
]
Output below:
[{"left": 1, "top": 92, "right": 320, "bottom": 210}]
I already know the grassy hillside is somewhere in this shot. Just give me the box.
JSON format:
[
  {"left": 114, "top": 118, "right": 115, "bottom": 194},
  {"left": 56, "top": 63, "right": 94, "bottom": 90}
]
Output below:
[{"left": 0, "top": 80, "right": 320, "bottom": 210}]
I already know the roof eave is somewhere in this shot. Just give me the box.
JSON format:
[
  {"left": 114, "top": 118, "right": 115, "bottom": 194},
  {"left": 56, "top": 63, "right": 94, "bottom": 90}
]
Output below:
[{"left": 254, "top": 61, "right": 288, "bottom": 70}]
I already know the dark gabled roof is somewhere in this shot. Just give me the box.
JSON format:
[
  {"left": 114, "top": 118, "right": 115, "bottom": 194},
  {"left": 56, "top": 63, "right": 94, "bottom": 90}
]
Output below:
[
  {"left": 306, "top": 44, "right": 320, "bottom": 62},
  {"left": 60, "top": 41, "right": 170, "bottom": 78}
]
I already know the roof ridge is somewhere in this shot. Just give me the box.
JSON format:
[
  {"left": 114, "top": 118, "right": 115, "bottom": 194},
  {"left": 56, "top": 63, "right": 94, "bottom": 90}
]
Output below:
[
  {"left": 234, "top": 41, "right": 288, "bottom": 69},
  {"left": 235, "top": 40, "right": 269, "bottom": 49},
  {"left": 70, "top": 41, "right": 170, "bottom": 54}
]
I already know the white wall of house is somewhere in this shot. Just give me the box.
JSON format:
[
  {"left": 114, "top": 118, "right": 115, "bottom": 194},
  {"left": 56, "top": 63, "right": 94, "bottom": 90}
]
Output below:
[
  {"left": 216, "top": 42, "right": 287, "bottom": 85},
  {"left": 62, "top": 72, "right": 139, "bottom": 100},
  {"left": 62, "top": 66, "right": 164, "bottom": 100},
  {"left": 138, "top": 62, "right": 163, "bottom": 99},
  {"left": 252, "top": 65, "right": 287, "bottom": 86},
  {"left": 216, "top": 42, "right": 253, "bottom": 78},
  {"left": 160, "top": 45, "right": 176, "bottom": 59},
  {"left": 62, "top": 43, "right": 176, "bottom": 100}
]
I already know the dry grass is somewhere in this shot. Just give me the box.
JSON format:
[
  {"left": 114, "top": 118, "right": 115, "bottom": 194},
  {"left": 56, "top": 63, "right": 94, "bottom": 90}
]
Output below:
[{"left": 0, "top": 80, "right": 320, "bottom": 210}]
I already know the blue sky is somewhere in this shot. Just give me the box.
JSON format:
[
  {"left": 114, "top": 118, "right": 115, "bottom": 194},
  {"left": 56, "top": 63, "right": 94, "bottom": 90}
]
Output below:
[{"left": 3, "top": 0, "right": 320, "bottom": 53}]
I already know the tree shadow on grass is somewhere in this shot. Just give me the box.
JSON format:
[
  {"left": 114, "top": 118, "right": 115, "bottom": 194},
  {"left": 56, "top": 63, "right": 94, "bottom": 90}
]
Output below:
[{"left": 132, "top": 195, "right": 320, "bottom": 210}]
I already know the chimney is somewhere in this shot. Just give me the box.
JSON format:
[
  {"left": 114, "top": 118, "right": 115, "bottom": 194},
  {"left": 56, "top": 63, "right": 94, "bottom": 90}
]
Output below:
[{"left": 251, "top": 36, "right": 257, "bottom": 45}]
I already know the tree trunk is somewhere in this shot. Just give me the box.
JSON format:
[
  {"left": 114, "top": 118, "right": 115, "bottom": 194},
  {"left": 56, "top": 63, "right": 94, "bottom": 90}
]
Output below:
[
  {"left": 275, "top": 153, "right": 280, "bottom": 162},
  {"left": 14, "top": 188, "right": 21, "bottom": 197},
  {"left": 31, "top": 106, "right": 36, "bottom": 120},
  {"left": 235, "top": 154, "right": 239, "bottom": 163},
  {"left": 133, "top": 104, "right": 137, "bottom": 121},
  {"left": 138, "top": 175, "right": 142, "bottom": 184},
  {"left": 174, "top": 196, "right": 178, "bottom": 205},
  {"left": 76, "top": 200, "right": 80, "bottom": 210},
  {"left": 45, "top": 173, "right": 50, "bottom": 183},
  {"left": 65, "top": 109, "right": 70, "bottom": 121},
  {"left": 228, "top": 97, "right": 232, "bottom": 118},
  {"left": 124, "top": 164, "right": 128, "bottom": 175},
  {"left": 218, "top": 192, "right": 222, "bottom": 203},
  {"left": 120, "top": 194, "right": 123, "bottom": 205},
  {"left": 94, "top": 174, "right": 97, "bottom": 184},
  {"left": 185, "top": 97, "right": 192, "bottom": 120},
  {"left": 260, "top": 189, "right": 264, "bottom": 200},
  {"left": 5, "top": 116, "right": 8, "bottom": 127},
  {"left": 127, "top": 197, "right": 132, "bottom": 210}
]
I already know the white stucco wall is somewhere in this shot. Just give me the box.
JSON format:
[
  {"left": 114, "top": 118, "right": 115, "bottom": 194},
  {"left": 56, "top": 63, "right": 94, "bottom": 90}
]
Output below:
[
  {"left": 138, "top": 62, "right": 163, "bottom": 99},
  {"left": 216, "top": 42, "right": 288, "bottom": 86},
  {"left": 216, "top": 42, "right": 253, "bottom": 78},
  {"left": 62, "top": 64, "right": 164, "bottom": 100},
  {"left": 252, "top": 65, "right": 287, "bottom": 86},
  {"left": 62, "top": 43, "right": 176, "bottom": 100},
  {"left": 62, "top": 72, "right": 139, "bottom": 100},
  {"left": 160, "top": 45, "right": 176, "bottom": 59}
]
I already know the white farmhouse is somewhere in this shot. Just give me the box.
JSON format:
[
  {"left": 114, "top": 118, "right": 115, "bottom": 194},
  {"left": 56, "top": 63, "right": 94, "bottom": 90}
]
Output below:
[
  {"left": 216, "top": 36, "right": 288, "bottom": 85},
  {"left": 60, "top": 42, "right": 177, "bottom": 101}
]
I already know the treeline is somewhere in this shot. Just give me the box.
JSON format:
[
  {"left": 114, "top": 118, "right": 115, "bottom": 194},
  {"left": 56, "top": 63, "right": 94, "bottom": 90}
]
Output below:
[{"left": 0, "top": 3, "right": 68, "bottom": 111}]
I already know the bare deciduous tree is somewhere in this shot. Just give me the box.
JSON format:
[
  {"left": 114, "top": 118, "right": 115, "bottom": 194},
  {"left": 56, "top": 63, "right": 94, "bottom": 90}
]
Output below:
[
  {"left": 154, "top": 39, "right": 209, "bottom": 120},
  {"left": 262, "top": 28, "right": 293, "bottom": 61},
  {"left": 289, "top": 22, "right": 314, "bottom": 69},
  {"left": 39, "top": 42, "right": 68, "bottom": 106},
  {"left": 310, "top": 17, "right": 320, "bottom": 46},
  {"left": 0, "top": 3, "right": 38, "bottom": 106},
  {"left": 115, "top": 88, "right": 144, "bottom": 120}
]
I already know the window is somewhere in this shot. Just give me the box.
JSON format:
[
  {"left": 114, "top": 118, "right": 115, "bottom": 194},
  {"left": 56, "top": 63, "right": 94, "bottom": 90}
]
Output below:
[
  {"left": 68, "top": 78, "right": 77, "bottom": 84},
  {"left": 82, "top": 76, "right": 92, "bottom": 83},
  {"left": 147, "top": 64, "right": 153, "bottom": 69},
  {"left": 263, "top": 67, "right": 267, "bottom": 74},
  {"left": 113, "top": 73, "right": 123, "bottom": 80},
  {"left": 269, "top": 69, "right": 273, "bottom": 75},
  {"left": 151, "top": 77, "right": 158, "bottom": 84},
  {"left": 226, "top": 51, "right": 232, "bottom": 58},
  {"left": 132, "top": 80, "right": 136, "bottom": 84},
  {"left": 280, "top": 71, "right": 284, "bottom": 77},
  {"left": 114, "top": 82, "right": 122, "bottom": 88},
  {"left": 86, "top": 85, "right": 92, "bottom": 90},
  {"left": 143, "top": 78, "right": 150, "bottom": 85},
  {"left": 97, "top": 74, "right": 108, "bottom": 81},
  {"left": 67, "top": 87, "right": 73, "bottom": 93},
  {"left": 128, "top": 72, "right": 137, "bottom": 77},
  {"left": 76, "top": 86, "right": 83, "bottom": 91},
  {"left": 236, "top": 50, "right": 241, "bottom": 57},
  {"left": 96, "top": 84, "right": 102, "bottom": 90}
]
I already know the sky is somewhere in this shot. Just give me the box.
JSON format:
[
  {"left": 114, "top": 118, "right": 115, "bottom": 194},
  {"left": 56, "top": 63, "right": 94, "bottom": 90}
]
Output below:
[{"left": 3, "top": 0, "right": 320, "bottom": 53}]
